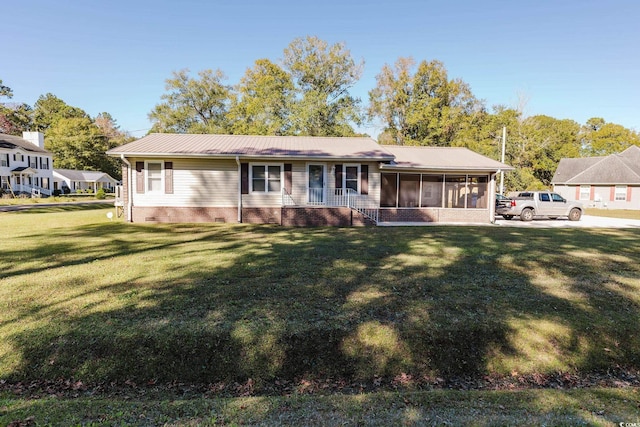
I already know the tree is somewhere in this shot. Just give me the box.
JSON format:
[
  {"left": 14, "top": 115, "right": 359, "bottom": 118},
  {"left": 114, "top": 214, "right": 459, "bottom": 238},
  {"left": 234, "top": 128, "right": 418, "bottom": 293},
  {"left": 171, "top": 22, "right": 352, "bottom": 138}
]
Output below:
[
  {"left": 228, "top": 59, "right": 295, "bottom": 135},
  {"left": 46, "top": 117, "right": 121, "bottom": 178},
  {"left": 579, "top": 118, "right": 640, "bottom": 156},
  {"left": 149, "top": 69, "right": 232, "bottom": 133},
  {"left": 368, "top": 58, "right": 483, "bottom": 146},
  {"left": 0, "top": 79, "right": 13, "bottom": 99},
  {"left": 283, "top": 36, "right": 364, "bottom": 136},
  {"left": 0, "top": 103, "right": 33, "bottom": 135},
  {"left": 32, "top": 93, "right": 87, "bottom": 132},
  {"left": 368, "top": 57, "right": 415, "bottom": 145}
]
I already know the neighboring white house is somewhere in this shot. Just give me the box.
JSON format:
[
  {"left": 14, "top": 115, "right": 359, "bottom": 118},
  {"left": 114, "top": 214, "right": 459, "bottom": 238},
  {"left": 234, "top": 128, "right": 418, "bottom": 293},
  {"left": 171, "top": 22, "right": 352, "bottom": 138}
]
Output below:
[
  {"left": 53, "top": 169, "right": 119, "bottom": 193},
  {"left": 0, "top": 132, "right": 54, "bottom": 196}
]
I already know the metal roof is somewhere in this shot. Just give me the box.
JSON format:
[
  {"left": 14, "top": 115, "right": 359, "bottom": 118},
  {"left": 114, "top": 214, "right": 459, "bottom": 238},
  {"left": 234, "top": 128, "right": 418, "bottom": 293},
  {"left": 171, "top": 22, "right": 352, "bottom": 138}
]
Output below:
[
  {"left": 380, "top": 145, "right": 514, "bottom": 172},
  {"left": 107, "top": 133, "right": 395, "bottom": 161}
]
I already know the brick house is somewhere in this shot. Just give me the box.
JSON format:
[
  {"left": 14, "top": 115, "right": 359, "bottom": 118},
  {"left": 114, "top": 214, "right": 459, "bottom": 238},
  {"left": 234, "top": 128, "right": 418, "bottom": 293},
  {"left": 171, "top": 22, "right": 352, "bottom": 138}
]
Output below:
[{"left": 107, "top": 134, "right": 512, "bottom": 225}]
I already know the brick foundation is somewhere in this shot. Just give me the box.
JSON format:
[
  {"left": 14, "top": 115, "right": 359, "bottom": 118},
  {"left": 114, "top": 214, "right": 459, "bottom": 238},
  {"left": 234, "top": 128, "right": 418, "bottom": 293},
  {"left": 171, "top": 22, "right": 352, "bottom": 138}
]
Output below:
[
  {"left": 281, "top": 207, "right": 374, "bottom": 226},
  {"left": 379, "top": 208, "right": 489, "bottom": 223},
  {"left": 130, "top": 206, "right": 489, "bottom": 225},
  {"left": 132, "top": 206, "right": 238, "bottom": 223}
]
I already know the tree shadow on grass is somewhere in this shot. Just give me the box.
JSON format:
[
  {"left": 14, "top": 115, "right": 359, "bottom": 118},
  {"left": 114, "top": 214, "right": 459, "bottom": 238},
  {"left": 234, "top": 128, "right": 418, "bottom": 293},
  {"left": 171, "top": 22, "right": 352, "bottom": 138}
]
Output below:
[{"left": 3, "top": 224, "right": 640, "bottom": 410}]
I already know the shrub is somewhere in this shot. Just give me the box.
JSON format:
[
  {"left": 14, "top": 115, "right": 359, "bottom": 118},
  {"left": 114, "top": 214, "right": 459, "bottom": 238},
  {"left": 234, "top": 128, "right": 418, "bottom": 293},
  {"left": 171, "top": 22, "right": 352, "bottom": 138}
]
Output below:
[
  {"left": 95, "top": 188, "right": 106, "bottom": 200},
  {"left": 52, "top": 189, "right": 62, "bottom": 197}
]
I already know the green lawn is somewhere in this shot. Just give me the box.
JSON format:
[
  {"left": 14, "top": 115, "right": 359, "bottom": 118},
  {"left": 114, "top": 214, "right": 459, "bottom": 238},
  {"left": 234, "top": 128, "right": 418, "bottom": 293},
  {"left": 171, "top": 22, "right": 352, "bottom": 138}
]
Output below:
[
  {"left": 1, "top": 206, "right": 639, "bottom": 425},
  {"left": 586, "top": 208, "right": 640, "bottom": 220}
]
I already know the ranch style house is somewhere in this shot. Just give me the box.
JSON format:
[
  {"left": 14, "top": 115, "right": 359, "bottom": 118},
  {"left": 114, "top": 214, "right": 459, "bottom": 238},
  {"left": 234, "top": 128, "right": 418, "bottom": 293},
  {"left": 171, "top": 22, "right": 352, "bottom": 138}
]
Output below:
[{"left": 107, "top": 133, "right": 513, "bottom": 226}]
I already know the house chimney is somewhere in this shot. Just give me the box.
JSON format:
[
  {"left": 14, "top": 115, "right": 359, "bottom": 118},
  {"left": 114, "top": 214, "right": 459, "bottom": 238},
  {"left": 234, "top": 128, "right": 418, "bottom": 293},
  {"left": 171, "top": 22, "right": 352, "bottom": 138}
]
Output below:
[{"left": 22, "top": 131, "right": 45, "bottom": 149}]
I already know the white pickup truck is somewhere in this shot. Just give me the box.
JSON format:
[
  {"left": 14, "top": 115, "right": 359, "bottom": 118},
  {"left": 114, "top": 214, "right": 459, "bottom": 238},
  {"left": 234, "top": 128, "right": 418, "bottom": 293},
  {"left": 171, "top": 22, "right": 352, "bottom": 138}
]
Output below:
[{"left": 496, "top": 191, "right": 583, "bottom": 221}]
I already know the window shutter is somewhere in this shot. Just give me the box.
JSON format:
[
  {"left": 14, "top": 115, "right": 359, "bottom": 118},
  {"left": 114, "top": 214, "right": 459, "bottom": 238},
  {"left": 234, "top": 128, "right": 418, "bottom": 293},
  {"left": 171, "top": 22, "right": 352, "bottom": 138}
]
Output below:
[
  {"left": 575, "top": 186, "right": 580, "bottom": 200},
  {"left": 360, "top": 165, "right": 369, "bottom": 195},
  {"left": 627, "top": 186, "right": 632, "bottom": 202},
  {"left": 335, "top": 164, "right": 343, "bottom": 189},
  {"left": 610, "top": 186, "right": 615, "bottom": 201},
  {"left": 284, "top": 163, "right": 292, "bottom": 193},
  {"left": 6, "top": 154, "right": 9, "bottom": 167},
  {"left": 241, "top": 163, "right": 249, "bottom": 194},
  {"left": 164, "top": 161, "right": 174, "bottom": 194},
  {"left": 27, "top": 156, "right": 31, "bottom": 167},
  {"left": 136, "top": 161, "right": 145, "bottom": 194},
  {"left": 590, "top": 186, "right": 595, "bottom": 200}
]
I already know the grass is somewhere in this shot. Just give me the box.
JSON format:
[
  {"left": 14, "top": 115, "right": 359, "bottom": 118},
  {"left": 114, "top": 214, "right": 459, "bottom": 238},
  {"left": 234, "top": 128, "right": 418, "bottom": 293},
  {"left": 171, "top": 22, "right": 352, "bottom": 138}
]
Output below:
[
  {"left": 2, "top": 388, "right": 639, "bottom": 426},
  {"left": 0, "top": 195, "right": 111, "bottom": 205},
  {"left": 586, "top": 208, "right": 640, "bottom": 220},
  {"left": 1, "top": 205, "right": 640, "bottom": 424}
]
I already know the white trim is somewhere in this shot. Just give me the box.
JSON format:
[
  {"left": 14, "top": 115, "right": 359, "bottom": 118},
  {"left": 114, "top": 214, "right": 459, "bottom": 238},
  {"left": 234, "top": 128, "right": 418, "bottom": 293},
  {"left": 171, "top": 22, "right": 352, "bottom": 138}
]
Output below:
[
  {"left": 343, "top": 163, "right": 361, "bottom": 194},
  {"left": 145, "top": 160, "right": 164, "bottom": 193},
  {"left": 579, "top": 185, "right": 591, "bottom": 201},
  {"left": 249, "top": 163, "right": 283, "bottom": 193},
  {"left": 306, "top": 163, "right": 327, "bottom": 204},
  {"left": 615, "top": 185, "right": 627, "bottom": 201}
]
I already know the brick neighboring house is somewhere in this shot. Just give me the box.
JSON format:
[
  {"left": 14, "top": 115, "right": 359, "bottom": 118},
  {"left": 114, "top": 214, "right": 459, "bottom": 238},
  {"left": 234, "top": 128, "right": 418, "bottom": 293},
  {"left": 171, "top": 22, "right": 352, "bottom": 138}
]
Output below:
[
  {"left": 551, "top": 145, "right": 640, "bottom": 210},
  {"left": 107, "top": 133, "right": 513, "bottom": 226},
  {"left": 0, "top": 132, "right": 53, "bottom": 196}
]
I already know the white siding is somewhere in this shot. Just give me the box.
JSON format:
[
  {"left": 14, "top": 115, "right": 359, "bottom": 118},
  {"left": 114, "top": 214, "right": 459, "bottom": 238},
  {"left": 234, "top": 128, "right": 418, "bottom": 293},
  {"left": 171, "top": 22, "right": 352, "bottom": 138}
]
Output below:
[{"left": 132, "top": 158, "right": 238, "bottom": 208}]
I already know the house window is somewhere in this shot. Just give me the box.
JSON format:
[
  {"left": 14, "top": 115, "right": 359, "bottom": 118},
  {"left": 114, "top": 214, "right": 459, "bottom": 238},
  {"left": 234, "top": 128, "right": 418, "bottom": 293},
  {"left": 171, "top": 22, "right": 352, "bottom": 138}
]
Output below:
[
  {"left": 344, "top": 164, "right": 360, "bottom": 192},
  {"left": 1, "top": 176, "right": 9, "bottom": 189},
  {"left": 615, "top": 185, "right": 627, "bottom": 201},
  {"left": 579, "top": 185, "right": 590, "bottom": 200},
  {"left": 14, "top": 153, "right": 24, "bottom": 162},
  {"left": 1, "top": 153, "right": 8, "bottom": 167},
  {"left": 30, "top": 157, "right": 37, "bottom": 169},
  {"left": 41, "top": 178, "right": 49, "bottom": 190},
  {"left": 146, "top": 161, "right": 163, "bottom": 192},
  {"left": 251, "top": 164, "right": 282, "bottom": 192}
]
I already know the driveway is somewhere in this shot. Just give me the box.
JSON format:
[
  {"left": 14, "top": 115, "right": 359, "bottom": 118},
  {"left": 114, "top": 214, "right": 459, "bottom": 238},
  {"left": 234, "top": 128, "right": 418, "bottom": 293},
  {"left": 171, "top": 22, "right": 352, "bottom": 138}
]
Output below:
[{"left": 494, "top": 215, "right": 640, "bottom": 228}]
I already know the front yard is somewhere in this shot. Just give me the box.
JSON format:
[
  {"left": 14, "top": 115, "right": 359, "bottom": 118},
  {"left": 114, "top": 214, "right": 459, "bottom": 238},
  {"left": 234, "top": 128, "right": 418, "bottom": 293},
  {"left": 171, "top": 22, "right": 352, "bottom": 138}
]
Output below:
[{"left": 1, "top": 206, "right": 639, "bottom": 425}]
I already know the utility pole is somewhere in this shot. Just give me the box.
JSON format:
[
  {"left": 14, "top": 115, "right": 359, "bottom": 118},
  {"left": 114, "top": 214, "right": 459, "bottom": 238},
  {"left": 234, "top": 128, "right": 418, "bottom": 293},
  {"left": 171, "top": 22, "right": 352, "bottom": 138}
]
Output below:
[{"left": 499, "top": 126, "right": 506, "bottom": 195}]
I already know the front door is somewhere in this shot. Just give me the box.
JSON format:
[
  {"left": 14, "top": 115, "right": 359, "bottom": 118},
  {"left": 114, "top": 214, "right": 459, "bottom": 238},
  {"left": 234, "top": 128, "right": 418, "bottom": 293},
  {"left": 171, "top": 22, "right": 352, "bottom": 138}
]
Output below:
[{"left": 308, "top": 164, "right": 325, "bottom": 204}]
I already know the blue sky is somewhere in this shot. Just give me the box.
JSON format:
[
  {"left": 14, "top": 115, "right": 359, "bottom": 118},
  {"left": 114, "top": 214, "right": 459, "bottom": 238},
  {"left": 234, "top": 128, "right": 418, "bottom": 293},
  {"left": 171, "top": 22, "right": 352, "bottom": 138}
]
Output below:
[{"left": 3, "top": 0, "right": 639, "bottom": 138}]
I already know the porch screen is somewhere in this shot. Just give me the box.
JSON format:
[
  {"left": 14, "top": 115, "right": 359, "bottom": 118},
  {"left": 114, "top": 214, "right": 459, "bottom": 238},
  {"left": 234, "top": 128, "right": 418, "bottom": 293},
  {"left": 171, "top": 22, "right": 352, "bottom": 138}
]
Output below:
[
  {"left": 467, "top": 176, "right": 488, "bottom": 208},
  {"left": 380, "top": 173, "right": 397, "bottom": 207},
  {"left": 398, "top": 174, "right": 420, "bottom": 207},
  {"left": 444, "top": 175, "right": 466, "bottom": 208},
  {"left": 421, "top": 175, "right": 443, "bottom": 207}
]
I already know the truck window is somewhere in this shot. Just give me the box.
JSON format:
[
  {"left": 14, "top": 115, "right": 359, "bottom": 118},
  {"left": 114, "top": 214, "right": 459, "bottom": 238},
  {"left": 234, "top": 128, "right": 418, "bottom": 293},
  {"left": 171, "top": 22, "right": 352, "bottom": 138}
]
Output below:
[
  {"left": 539, "top": 193, "right": 550, "bottom": 202},
  {"left": 551, "top": 193, "right": 565, "bottom": 202}
]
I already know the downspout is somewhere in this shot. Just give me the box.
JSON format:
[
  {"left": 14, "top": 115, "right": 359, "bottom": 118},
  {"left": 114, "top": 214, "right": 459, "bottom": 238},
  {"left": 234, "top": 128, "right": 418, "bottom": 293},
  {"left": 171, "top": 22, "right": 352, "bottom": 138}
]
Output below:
[
  {"left": 120, "top": 154, "right": 133, "bottom": 222},
  {"left": 236, "top": 155, "right": 242, "bottom": 223},
  {"left": 490, "top": 172, "right": 498, "bottom": 224}
]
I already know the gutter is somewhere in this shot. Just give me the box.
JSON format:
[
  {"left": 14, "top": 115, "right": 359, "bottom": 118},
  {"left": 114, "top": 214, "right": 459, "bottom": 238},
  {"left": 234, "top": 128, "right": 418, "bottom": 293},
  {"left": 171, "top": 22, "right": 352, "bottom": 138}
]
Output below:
[
  {"left": 120, "top": 154, "right": 133, "bottom": 222},
  {"left": 235, "top": 155, "right": 242, "bottom": 223}
]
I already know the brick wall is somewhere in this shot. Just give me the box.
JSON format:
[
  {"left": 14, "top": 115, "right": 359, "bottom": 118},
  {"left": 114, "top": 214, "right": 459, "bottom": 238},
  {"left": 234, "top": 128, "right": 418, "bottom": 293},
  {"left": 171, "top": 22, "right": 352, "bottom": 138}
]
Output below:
[
  {"left": 132, "top": 206, "right": 238, "bottom": 223},
  {"left": 379, "top": 208, "right": 489, "bottom": 223},
  {"left": 242, "top": 207, "right": 281, "bottom": 224},
  {"left": 282, "top": 207, "right": 373, "bottom": 226}
]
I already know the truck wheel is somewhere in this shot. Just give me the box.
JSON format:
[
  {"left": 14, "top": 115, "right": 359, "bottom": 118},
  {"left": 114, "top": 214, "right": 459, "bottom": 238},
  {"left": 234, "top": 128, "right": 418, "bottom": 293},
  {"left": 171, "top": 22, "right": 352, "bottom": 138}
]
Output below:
[
  {"left": 568, "top": 208, "right": 582, "bottom": 221},
  {"left": 502, "top": 215, "right": 513, "bottom": 220},
  {"left": 520, "top": 208, "right": 534, "bottom": 222}
]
